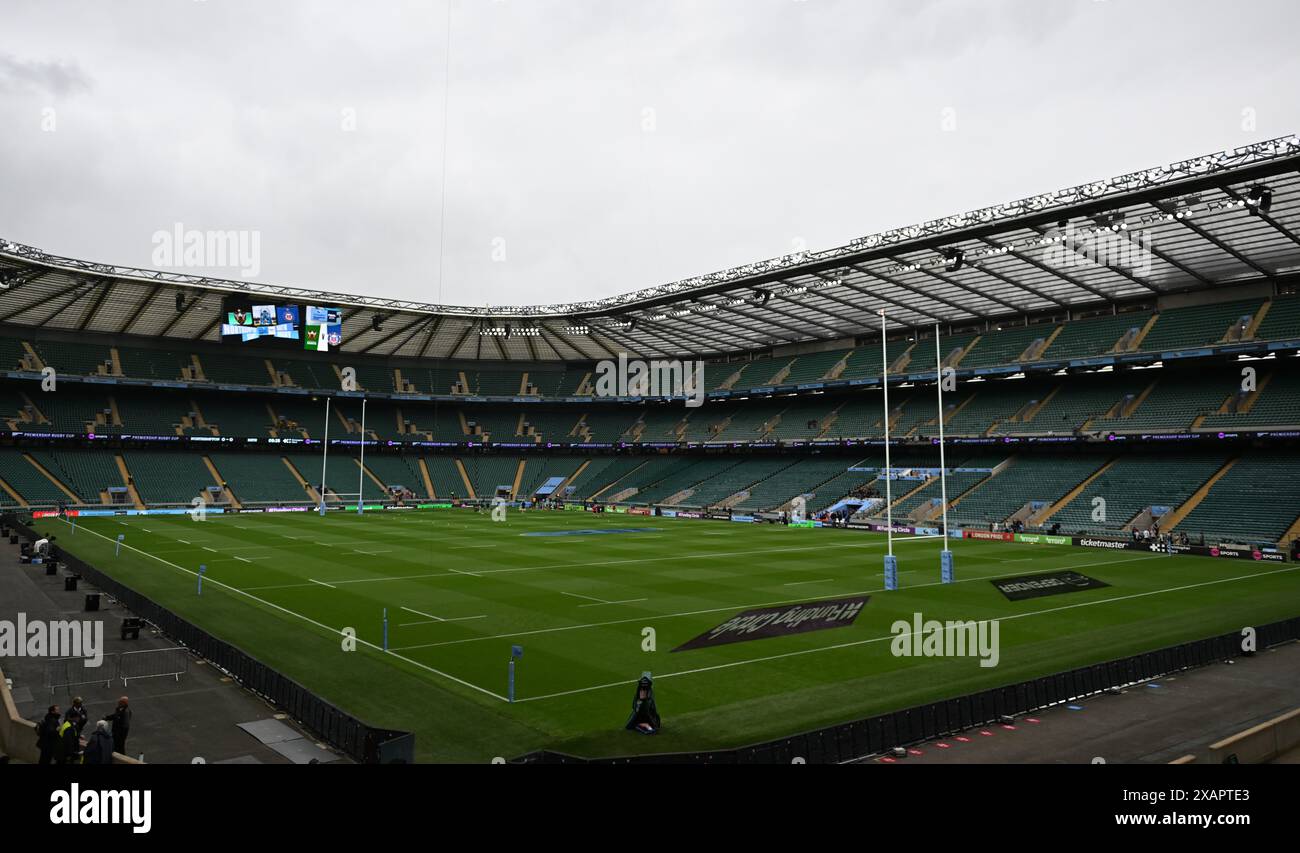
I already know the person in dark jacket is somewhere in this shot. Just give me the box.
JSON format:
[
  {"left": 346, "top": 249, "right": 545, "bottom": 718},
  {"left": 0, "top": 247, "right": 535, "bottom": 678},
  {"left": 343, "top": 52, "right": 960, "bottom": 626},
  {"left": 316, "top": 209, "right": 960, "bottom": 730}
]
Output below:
[
  {"left": 102, "top": 696, "right": 131, "bottom": 756},
  {"left": 37, "top": 705, "right": 62, "bottom": 765},
  {"left": 57, "top": 718, "right": 81, "bottom": 765},
  {"left": 64, "top": 697, "right": 89, "bottom": 735},
  {"left": 624, "top": 675, "right": 661, "bottom": 734},
  {"left": 82, "top": 720, "right": 115, "bottom": 765}
]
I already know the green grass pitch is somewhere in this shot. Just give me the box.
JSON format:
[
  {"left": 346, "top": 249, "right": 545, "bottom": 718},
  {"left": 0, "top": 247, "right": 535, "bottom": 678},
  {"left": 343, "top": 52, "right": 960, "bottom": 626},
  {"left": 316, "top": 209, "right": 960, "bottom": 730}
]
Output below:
[{"left": 33, "top": 508, "right": 1300, "bottom": 762}]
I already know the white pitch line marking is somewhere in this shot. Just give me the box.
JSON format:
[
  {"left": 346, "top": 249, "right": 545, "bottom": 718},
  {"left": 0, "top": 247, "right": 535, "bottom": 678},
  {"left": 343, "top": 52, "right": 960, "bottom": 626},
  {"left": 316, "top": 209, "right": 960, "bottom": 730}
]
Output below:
[
  {"left": 389, "top": 552, "right": 1186, "bottom": 652},
  {"left": 515, "top": 564, "right": 1300, "bottom": 703},
  {"left": 203, "top": 547, "right": 218, "bottom": 553},
  {"left": 308, "top": 578, "right": 337, "bottom": 589},
  {"left": 353, "top": 549, "right": 392, "bottom": 555},
  {"left": 52, "top": 518, "right": 505, "bottom": 702},
  {"left": 784, "top": 578, "right": 834, "bottom": 587},
  {"left": 397, "top": 615, "right": 488, "bottom": 627},
  {"left": 560, "top": 591, "right": 610, "bottom": 604},
  {"left": 243, "top": 536, "right": 940, "bottom": 591},
  {"left": 177, "top": 539, "right": 191, "bottom": 544},
  {"left": 577, "top": 598, "right": 647, "bottom": 608},
  {"left": 234, "top": 556, "right": 252, "bottom": 563},
  {"left": 401, "top": 605, "right": 442, "bottom": 622}
]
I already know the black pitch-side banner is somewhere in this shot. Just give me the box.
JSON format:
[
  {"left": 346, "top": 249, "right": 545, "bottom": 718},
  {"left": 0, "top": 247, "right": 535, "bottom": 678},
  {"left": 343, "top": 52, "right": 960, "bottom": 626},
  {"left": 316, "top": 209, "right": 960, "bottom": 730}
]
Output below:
[
  {"left": 672, "top": 595, "right": 868, "bottom": 652},
  {"left": 1072, "top": 536, "right": 1288, "bottom": 562},
  {"left": 991, "top": 570, "right": 1110, "bottom": 601}
]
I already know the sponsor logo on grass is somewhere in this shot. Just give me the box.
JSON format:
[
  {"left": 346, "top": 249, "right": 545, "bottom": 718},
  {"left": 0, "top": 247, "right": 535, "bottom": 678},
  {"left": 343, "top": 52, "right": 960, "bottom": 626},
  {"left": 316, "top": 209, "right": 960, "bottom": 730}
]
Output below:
[
  {"left": 0, "top": 614, "right": 104, "bottom": 667},
  {"left": 891, "top": 612, "right": 1000, "bottom": 668},
  {"left": 673, "top": 595, "right": 868, "bottom": 652},
  {"left": 991, "top": 570, "right": 1110, "bottom": 602},
  {"left": 49, "top": 783, "right": 151, "bottom": 834}
]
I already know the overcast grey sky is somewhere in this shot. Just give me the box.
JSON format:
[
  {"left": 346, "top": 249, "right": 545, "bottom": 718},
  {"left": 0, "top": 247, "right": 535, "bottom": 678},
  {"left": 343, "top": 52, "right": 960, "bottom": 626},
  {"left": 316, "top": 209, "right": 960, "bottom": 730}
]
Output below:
[{"left": 2, "top": 0, "right": 1298, "bottom": 308}]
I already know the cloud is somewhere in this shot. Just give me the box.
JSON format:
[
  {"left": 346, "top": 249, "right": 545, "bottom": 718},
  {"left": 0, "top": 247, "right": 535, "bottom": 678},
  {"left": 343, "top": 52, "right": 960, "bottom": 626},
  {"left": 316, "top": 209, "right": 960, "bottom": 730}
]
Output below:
[
  {"left": 0, "top": 0, "right": 1297, "bottom": 310},
  {"left": 0, "top": 53, "right": 91, "bottom": 96}
]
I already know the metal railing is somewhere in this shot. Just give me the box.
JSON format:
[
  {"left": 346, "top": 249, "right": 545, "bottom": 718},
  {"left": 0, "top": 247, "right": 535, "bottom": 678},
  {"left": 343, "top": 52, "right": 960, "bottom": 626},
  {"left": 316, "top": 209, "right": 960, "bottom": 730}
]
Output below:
[
  {"left": 44, "top": 647, "right": 190, "bottom": 695},
  {"left": 119, "top": 647, "right": 190, "bottom": 685},
  {"left": 43, "top": 656, "right": 115, "bottom": 696}
]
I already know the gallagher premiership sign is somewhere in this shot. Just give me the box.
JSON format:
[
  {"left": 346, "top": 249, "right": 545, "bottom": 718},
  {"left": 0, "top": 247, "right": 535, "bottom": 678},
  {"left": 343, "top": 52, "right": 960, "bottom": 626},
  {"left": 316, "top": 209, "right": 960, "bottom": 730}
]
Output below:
[{"left": 673, "top": 596, "right": 868, "bottom": 652}]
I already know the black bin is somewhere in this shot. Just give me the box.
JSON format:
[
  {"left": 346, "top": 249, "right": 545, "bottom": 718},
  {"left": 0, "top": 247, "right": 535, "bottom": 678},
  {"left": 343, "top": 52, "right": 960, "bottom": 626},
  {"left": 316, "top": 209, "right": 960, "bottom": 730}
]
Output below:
[
  {"left": 44, "top": 563, "right": 57, "bottom": 576},
  {"left": 64, "top": 575, "right": 78, "bottom": 592},
  {"left": 84, "top": 593, "right": 100, "bottom": 612}
]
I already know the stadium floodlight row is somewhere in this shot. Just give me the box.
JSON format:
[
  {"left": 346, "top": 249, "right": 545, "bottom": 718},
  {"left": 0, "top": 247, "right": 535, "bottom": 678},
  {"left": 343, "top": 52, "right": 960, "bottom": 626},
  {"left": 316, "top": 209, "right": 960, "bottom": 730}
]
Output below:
[{"left": 1, "top": 135, "right": 1298, "bottom": 361}]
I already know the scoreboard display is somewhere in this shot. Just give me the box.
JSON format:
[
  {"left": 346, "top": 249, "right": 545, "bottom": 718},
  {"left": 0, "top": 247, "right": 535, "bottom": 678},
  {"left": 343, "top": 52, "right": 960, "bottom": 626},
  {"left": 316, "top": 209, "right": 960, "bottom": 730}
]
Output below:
[{"left": 221, "top": 298, "right": 343, "bottom": 351}]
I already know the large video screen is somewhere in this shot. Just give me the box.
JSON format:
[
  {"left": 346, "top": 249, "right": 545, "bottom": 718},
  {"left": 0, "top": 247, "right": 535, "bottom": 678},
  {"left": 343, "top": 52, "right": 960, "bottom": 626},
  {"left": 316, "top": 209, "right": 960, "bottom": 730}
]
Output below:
[
  {"left": 221, "top": 298, "right": 343, "bottom": 351},
  {"left": 303, "top": 305, "right": 343, "bottom": 352}
]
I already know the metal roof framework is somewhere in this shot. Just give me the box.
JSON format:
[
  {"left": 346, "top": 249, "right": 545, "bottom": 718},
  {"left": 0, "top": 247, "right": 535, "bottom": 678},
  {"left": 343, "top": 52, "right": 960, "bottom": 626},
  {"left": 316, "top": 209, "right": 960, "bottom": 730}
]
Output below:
[{"left": 2, "top": 135, "right": 1299, "bottom": 362}]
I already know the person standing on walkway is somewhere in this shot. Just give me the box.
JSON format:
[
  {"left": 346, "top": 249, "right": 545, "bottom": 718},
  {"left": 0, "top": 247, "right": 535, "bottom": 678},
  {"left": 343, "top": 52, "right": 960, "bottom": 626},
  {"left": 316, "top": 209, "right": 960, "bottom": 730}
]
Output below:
[{"left": 102, "top": 696, "right": 131, "bottom": 756}]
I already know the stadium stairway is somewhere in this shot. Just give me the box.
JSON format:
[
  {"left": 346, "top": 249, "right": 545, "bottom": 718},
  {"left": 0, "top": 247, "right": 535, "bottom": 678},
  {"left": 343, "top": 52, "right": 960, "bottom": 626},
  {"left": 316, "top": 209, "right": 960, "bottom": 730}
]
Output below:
[
  {"left": 281, "top": 457, "right": 324, "bottom": 504},
  {"left": 912, "top": 472, "right": 992, "bottom": 523},
  {"left": 202, "top": 456, "right": 242, "bottom": 509},
  {"left": 512, "top": 460, "right": 525, "bottom": 498},
  {"left": 453, "top": 459, "right": 475, "bottom": 498},
  {"left": 416, "top": 458, "right": 436, "bottom": 499},
  {"left": 20, "top": 453, "right": 82, "bottom": 505},
  {"left": 1124, "top": 314, "right": 1160, "bottom": 351},
  {"left": 114, "top": 454, "right": 147, "bottom": 509},
  {"left": 1030, "top": 458, "right": 1117, "bottom": 526},
  {"left": 0, "top": 473, "right": 27, "bottom": 507},
  {"left": 1159, "top": 458, "right": 1238, "bottom": 532},
  {"left": 869, "top": 475, "right": 935, "bottom": 519},
  {"left": 358, "top": 458, "right": 391, "bottom": 496},
  {"left": 1280, "top": 514, "right": 1300, "bottom": 551}
]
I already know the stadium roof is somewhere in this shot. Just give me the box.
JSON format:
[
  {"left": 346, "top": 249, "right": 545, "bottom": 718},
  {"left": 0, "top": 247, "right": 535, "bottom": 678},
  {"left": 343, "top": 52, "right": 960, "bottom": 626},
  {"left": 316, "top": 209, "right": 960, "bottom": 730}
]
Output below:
[{"left": 3, "top": 134, "right": 1299, "bottom": 362}]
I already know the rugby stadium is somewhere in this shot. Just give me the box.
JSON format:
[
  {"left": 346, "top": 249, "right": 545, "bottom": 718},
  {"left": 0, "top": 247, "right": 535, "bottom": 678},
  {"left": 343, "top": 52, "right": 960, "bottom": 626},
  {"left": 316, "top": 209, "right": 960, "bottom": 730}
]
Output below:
[{"left": 1, "top": 134, "right": 1300, "bottom": 768}]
